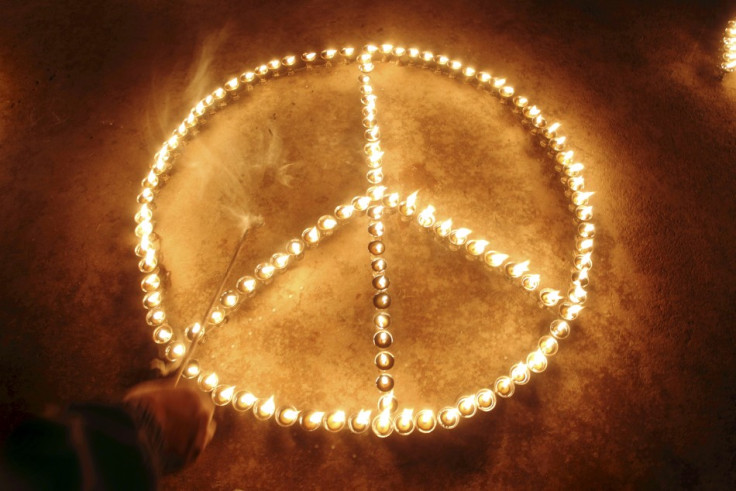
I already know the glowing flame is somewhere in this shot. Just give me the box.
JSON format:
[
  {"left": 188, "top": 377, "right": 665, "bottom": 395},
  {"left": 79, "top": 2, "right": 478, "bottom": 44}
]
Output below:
[
  {"left": 238, "top": 276, "right": 257, "bottom": 293},
  {"left": 185, "top": 362, "right": 200, "bottom": 377},
  {"left": 384, "top": 192, "right": 400, "bottom": 208},
  {"left": 304, "top": 227, "right": 320, "bottom": 244},
  {"left": 261, "top": 396, "right": 276, "bottom": 416},
  {"left": 281, "top": 408, "right": 298, "bottom": 423},
  {"left": 572, "top": 191, "right": 595, "bottom": 205},
  {"left": 271, "top": 253, "right": 290, "bottom": 269},
  {"left": 356, "top": 409, "right": 371, "bottom": 426},
  {"left": 417, "top": 410, "right": 434, "bottom": 426},
  {"left": 466, "top": 239, "right": 489, "bottom": 256},
  {"left": 171, "top": 343, "right": 186, "bottom": 358},
  {"left": 209, "top": 309, "right": 225, "bottom": 324},
  {"left": 368, "top": 186, "right": 387, "bottom": 200},
  {"left": 435, "top": 218, "right": 453, "bottom": 238},
  {"left": 485, "top": 251, "right": 508, "bottom": 267},
  {"left": 203, "top": 373, "right": 218, "bottom": 389},
  {"left": 458, "top": 396, "right": 475, "bottom": 414},
  {"left": 570, "top": 284, "right": 587, "bottom": 303},
  {"left": 218, "top": 386, "right": 235, "bottom": 402},
  {"left": 238, "top": 392, "right": 257, "bottom": 408},
  {"left": 325, "top": 411, "right": 348, "bottom": 431},
  {"left": 521, "top": 274, "right": 540, "bottom": 291},
  {"left": 308, "top": 411, "right": 325, "bottom": 426},
  {"left": 354, "top": 196, "right": 372, "bottom": 210},
  {"left": 417, "top": 205, "right": 436, "bottom": 228},
  {"left": 546, "top": 122, "right": 561, "bottom": 134},
  {"left": 449, "top": 228, "right": 472, "bottom": 246},
  {"left": 221, "top": 292, "right": 238, "bottom": 308},
  {"left": 508, "top": 260, "right": 530, "bottom": 278},
  {"left": 540, "top": 289, "right": 562, "bottom": 306}
]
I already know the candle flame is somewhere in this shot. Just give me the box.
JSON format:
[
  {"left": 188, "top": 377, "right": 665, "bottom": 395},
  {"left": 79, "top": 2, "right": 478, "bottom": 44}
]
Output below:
[
  {"left": 485, "top": 251, "right": 509, "bottom": 267},
  {"left": 436, "top": 218, "right": 453, "bottom": 237},
  {"left": 172, "top": 343, "right": 186, "bottom": 357},
  {"left": 467, "top": 239, "right": 489, "bottom": 256},
  {"left": 219, "top": 386, "right": 235, "bottom": 402},
  {"left": 204, "top": 372, "right": 218, "bottom": 388},
  {"left": 417, "top": 205, "right": 436, "bottom": 227},
  {"left": 309, "top": 411, "right": 325, "bottom": 425},
  {"left": 281, "top": 408, "right": 298, "bottom": 422},
  {"left": 262, "top": 396, "right": 276, "bottom": 416},
  {"left": 356, "top": 409, "right": 371, "bottom": 426},
  {"left": 239, "top": 392, "right": 257, "bottom": 407},
  {"left": 385, "top": 192, "right": 400, "bottom": 208},
  {"left": 331, "top": 410, "right": 346, "bottom": 424},
  {"left": 510, "top": 260, "right": 530, "bottom": 277},
  {"left": 368, "top": 185, "right": 387, "bottom": 200}
]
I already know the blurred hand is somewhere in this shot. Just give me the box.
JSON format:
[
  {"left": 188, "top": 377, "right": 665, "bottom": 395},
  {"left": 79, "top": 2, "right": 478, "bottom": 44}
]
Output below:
[{"left": 123, "top": 378, "right": 216, "bottom": 473}]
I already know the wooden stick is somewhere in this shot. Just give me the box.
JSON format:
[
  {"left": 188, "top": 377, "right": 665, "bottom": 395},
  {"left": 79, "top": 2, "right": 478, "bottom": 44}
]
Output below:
[{"left": 174, "top": 227, "right": 251, "bottom": 387}]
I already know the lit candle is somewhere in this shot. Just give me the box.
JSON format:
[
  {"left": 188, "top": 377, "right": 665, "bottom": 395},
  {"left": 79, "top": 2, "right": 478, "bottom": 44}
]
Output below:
[
  {"left": 183, "top": 360, "right": 200, "bottom": 379},
  {"left": 539, "top": 288, "right": 562, "bottom": 307},
  {"left": 456, "top": 396, "right": 477, "bottom": 418},
  {"left": 510, "top": 362, "right": 531, "bottom": 385},
  {"left": 494, "top": 376, "right": 515, "bottom": 398},
  {"left": 302, "top": 226, "right": 321, "bottom": 246},
  {"left": 505, "top": 260, "right": 530, "bottom": 278},
  {"left": 437, "top": 407, "right": 460, "bottom": 429},
  {"left": 212, "top": 385, "right": 235, "bottom": 406},
  {"left": 466, "top": 239, "right": 489, "bottom": 257},
  {"left": 483, "top": 251, "right": 509, "bottom": 268},
  {"left": 198, "top": 372, "right": 219, "bottom": 392},
  {"left": 521, "top": 274, "right": 540, "bottom": 291},
  {"left": 415, "top": 409, "right": 436, "bottom": 433},
  {"left": 417, "top": 205, "right": 436, "bottom": 228},
  {"left": 325, "top": 410, "right": 346, "bottom": 432},
  {"left": 475, "top": 389, "right": 496, "bottom": 412},
  {"left": 394, "top": 409, "right": 415, "bottom": 435},
  {"left": 434, "top": 218, "right": 453, "bottom": 238},
  {"left": 277, "top": 407, "right": 299, "bottom": 427},
  {"left": 233, "top": 391, "right": 257, "bottom": 412},
  {"left": 253, "top": 396, "right": 276, "bottom": 420},
  {"left": 527, "top": 351, "right": 548, "bottom": 373},
  {"left": 300, "top": 410, "right": 325, "bottom": 431},
  {"left": 448, "top": 228, "right": 472, "bottom": 246},
  {"left": 372, "top": 409, "right": 393, "bottom": 438},
  {"left": 398, "top": 191, "right": 418, "bottom": 217},
  {"left": 349, "top": 410, "right": 371, "bottom": 434}
]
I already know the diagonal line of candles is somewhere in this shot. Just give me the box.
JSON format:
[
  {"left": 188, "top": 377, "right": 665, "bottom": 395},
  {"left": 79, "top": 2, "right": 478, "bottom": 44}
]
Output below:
[{"left": 134, "top": 43, "right": 595, "bottom": 437}]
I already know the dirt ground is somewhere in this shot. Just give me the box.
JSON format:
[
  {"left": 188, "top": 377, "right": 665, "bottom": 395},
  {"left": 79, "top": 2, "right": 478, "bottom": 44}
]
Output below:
[{"left": 1, "top": 0, "right": 735, "bottom": 488}]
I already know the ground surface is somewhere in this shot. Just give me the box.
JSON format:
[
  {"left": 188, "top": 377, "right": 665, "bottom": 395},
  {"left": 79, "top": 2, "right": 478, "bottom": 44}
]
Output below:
[{"left": 1, "top": 0, "right": 735, "bottom": 489}]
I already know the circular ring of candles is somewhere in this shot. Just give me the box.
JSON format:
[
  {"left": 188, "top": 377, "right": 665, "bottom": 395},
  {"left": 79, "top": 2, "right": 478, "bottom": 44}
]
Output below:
[{"left": 134, "top": 43, "right": 595, "bottom": 436}]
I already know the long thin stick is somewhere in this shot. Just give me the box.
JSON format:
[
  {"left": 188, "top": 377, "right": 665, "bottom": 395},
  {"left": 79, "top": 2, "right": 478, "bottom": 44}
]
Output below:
[{"left": 174, "top": 227, "right": 251, "bottom": 386}]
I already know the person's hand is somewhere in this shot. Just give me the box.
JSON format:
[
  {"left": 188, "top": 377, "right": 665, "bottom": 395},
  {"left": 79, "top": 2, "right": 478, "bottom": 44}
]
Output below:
[{"left": 123, "top": 378, "right": 216, "bottom": 473}]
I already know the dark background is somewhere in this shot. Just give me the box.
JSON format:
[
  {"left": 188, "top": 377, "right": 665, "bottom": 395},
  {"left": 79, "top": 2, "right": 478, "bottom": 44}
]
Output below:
[{"left": 1, "top": 0, "right": 735, "bottom": 488}]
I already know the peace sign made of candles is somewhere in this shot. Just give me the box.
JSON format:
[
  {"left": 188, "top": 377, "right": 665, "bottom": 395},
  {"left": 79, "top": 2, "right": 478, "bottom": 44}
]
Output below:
[{"left": 134, "top": 43, "right": 595, "bottom": 438}]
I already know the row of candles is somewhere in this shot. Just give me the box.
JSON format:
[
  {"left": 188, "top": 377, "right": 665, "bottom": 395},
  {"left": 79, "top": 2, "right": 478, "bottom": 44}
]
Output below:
[{"left": 134, "top": 43, "right": 595, "bottom": 436}]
